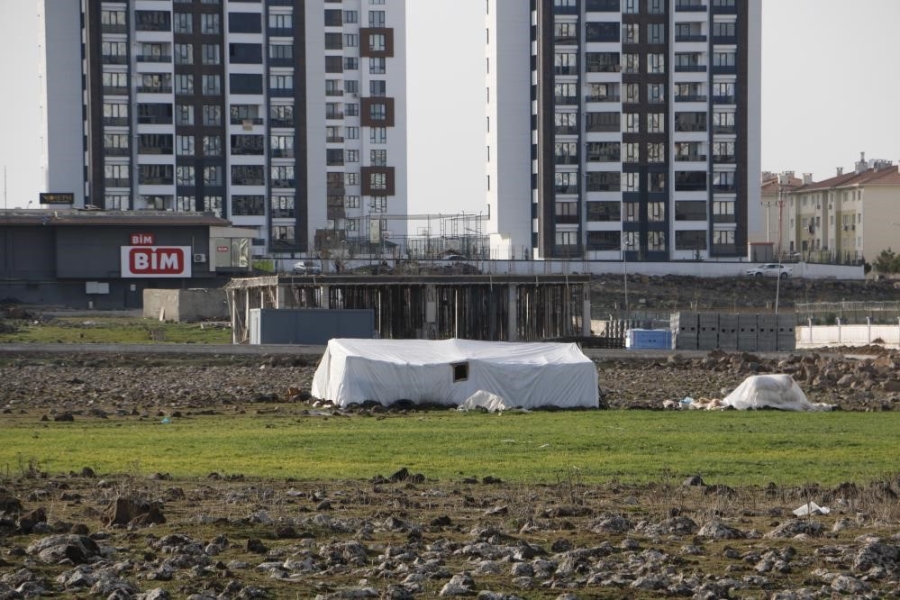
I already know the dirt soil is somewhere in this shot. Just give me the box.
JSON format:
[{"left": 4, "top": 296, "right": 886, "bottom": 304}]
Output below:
[{"left": 1, "top": 349, "right": 900, "bottom": 598}]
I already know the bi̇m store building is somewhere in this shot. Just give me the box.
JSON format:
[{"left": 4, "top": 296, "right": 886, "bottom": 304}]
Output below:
[{"left": 0, "top": 210, "right": 252, "bottom": 309}]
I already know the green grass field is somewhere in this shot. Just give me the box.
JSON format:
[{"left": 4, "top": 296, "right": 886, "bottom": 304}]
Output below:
[
  {"left": 0, "top": 316, "right": 230, "bottom": 344},
  {"left": 2, "top": 409, "right": 896, "bottom": 486}
]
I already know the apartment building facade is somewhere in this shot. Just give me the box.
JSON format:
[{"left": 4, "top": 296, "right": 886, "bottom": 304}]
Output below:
[
  {"left": 486, "top": 0, "right": 761, "bottom": 261},
  {"left": 784, "top": 156, "right": 900, "bottom": 266},
  {"left": 39, "top": 0, "right": 406, "bottom": 257}
]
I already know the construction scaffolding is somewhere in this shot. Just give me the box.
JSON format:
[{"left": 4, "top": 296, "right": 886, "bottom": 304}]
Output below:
[{"left": 225, "top": 273, "right": 591, "bottom": 344}]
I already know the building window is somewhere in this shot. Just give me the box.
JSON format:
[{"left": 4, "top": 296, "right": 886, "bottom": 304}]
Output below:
[
  {"left": 586, "top": 201, "right": 621, "bottom": 222},
  {"left": 648, "top": 23, "right": 665, "bottom": 44},
  {"left": 202, "top": 75, "right": 221, "bottom": 96},
  {"left": 201, "top": 44, "right": 220, "bottom": 65},
  {"left": 346, "top": 126, "right": 359, "bottom": 140},
  {"left": 270, "top": 104, "right": 294, "bottom": 127},
  {"left": 344, "top": 33, "right": 359, "bottom": 47},
  {"left": 203, "top": 105, "right": 222, "bottom": 126},
  {"left": 174, "top": 43, "right": 193, "bottom": 65},
  {"left": 648, "top": 202, "right": 665, "bottom": 222},
  {"left": 649, "top": 172, "right": 666, "bottom": 192},
  {"left": 647, "top": 83, "right": 665, "bottom": 103},
  {"left": 231, "top": 135, "right": 265, "bottom": 156},
  {"left": 203, "top": 166, "right": 223, "bottom": 186},
  {"left": 269, "top": 13, "right": 292, "bottom": 31},
  {"left": 271, "top": 135, "right": 294, "bottom": 158},
  {"left": 176, "top": 196, "right": 196, "bottom": 212},
  {"left": 201, "top": 13, "right": 220, "bottom": 34},
  {"left": 271, "top": 165, "right": 295, "bottom": 188},
  {"left": 368, "top": 33, "right": 385, "bottom": 52},
  {"left": 345, "top": 172, "right": 359, "bottom": 186},
  {"left": 370, "top": 149, "right": 387, "bottom": 166},
  {"left": 623, "top": 143, "right": 639, "bottom": 163},
  {"left": 173, "top": 12, "right": 192, "bottom": 34},
  {"left": 175, "top": 74, "right": 194, "bottom": 95},
  {"left": 369, "top": 57, "right": 386, "bottom": 74},
  {"left": 345, "top": 195, "right": 360, "bottom": 208},
  {"left": 647, "top": 113, "right": 664, "bottom": 133},
  {"left": 675, "top": 230, "right": 707, "bottom": 251},
  {"left": 622, "top": 23, "right": 639, "bottom": 43},
  {"left": 346, "top": 150, "right": 359, "bottom": 163},
  {"left": 271, "top": 195, "right": 295, "bottom": 218},
  {"left": 647, "top": 53, "right": 665, "bottom": 74},
  {"left": 586, "top": 142, "right": 619, "bottom": 162},
  {"left": 623, "top": 172, "right": 640, "bottom": 192},
  {"left": 232, "top": 194, "right": 265, "bottom": 215},
  {"left": 586, "top": 171, "right": 621, "bottom": 192},
  {"left": 646, "top": 143, "right": 665, "bottom": 163},
  {"left": 369, "top": 10, "right": 386, "bottom": 27},
  {"left": 345, "top": 10, "right": 358, "bottom": 23},
  {"left": 176, "top": 166, "right": 195, "bottom": 187},
  {"left": 648, "top": 231, "right": 666, "bottom": 251},
  {"left": 105, "top": 195, "right": 128, "bottom": 209},
  {"left": 370, "top": 127, "right": 387, "bottom": 144},
  {"left": 370, "top": 196, "right": 387, "bottom": 213},
  {"left": 369, "top": 80, "right": 386, "bottom": 97},
  {"left": 203, "top": 135, "right": 222, "bottom": 157},
  {"left": 623, "top": 53, "right": 639, "bottom": 74},
  {"left": 176, "top": 135, "right": 194, "bottom": 156}
]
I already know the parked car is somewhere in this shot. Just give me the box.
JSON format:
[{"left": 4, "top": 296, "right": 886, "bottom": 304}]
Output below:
[
  {"left": 745, "top": 263, "right": 792, "bottom": 279},
  {"left": 292, "top": 260, "right": 322, "bottom": 275}
]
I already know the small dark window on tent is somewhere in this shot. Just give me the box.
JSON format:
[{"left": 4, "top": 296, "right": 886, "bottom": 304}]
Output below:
[{"left": 452, "top": 362, "right": 469, "bottom": 382}]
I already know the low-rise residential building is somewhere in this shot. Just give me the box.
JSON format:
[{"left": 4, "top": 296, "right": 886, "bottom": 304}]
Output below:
[
  {"left": 784, "top": 154, "right": 900, "bottom": 266},
  {"left": 760, "top": 171, "right": 804, "bottom": 257}
]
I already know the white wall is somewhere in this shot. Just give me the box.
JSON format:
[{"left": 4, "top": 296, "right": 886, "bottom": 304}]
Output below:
[
  {"left": 40, "top": 0, "right": 84, "bottom": 206},
  {"left": 486, "top": 0, "right": 532, "bottom": 259}
]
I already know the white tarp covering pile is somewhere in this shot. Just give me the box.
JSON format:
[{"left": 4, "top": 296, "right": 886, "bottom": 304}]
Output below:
[
  {"left": 311, "top": 338, "right": 599, "bottom": 409},
  {"left": 721, "top": 374, "right": 833, "bottom": 411}
]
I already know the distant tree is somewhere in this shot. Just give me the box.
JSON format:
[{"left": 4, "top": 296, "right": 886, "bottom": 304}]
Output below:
[{"left": 873, "top": 248, "right": 900, "bottom": 274}]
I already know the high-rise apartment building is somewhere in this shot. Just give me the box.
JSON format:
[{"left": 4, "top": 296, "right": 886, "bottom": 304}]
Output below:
[
  {"left": 486, "top": 0, "right": 761, "bottom": 261},
  {"left": 39, "top": 0, "right": 406, "bottom": 257}
]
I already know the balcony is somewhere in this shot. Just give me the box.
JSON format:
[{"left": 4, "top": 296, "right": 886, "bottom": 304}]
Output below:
[
  {"left": 102, "top": 55, "right": 128, "bottom": 65},
  {"left": 103, "top": 86, "right": 129, "bottom": 96},
  {"left": 555, "top": 155, "right": 580, "bottom": 165},
  {"left": 675, "top": 35, "right": 707, "bottom": 43},
  {"left": 555, "top": 125, "right": 578, "bottom": 135},
  {"left": 138, "top": 115, "right": 173, "bottom": 125},
  {"left": 675, "top": 94, "right": 707, "bottom": 102},
  {"left": 712, "top": 35, "right": 737, "bottom": 45},
  {"left": 230, "top": 117, "right": 264, "bottom": 125},
  {"left": 137, "top": 54, "right": 172, "bottom": 63},
  {"left": 268, "top": 57, "right": 293, "bottom": 67},
  {"left": 325, "top": 112, "right": 344, "bottom": 120},
  {"left": 269, "top": 27, "right": 293, "bottom": 37},
  {"left": 675, "top": 154, "right": 707, "bottom": 162},
  {"left": 554, "top": 66, "right": 578, "bottom": 76},
  {"left": 674, "top": 64, "right": 706, "bottom": 72},
  {"left": 269, "top": 88, "right": 294, "bottom": 98},
  {"left": 712, "top": 3, "right": 738, "bottom": 14},
  {"left": 585, "top": 95, "right": 620, "bottom": 103},
  {"left": 555, "top": 96, "right": 579, "bottom": 106},
  {"left": 713, "top": 125, "right": 736, "bottom": 134},
  {"left": 270, "top": 118, "right": 294, "bottom": 127},
  {"left": 271, "top": 179, "right": 296, "bottom": 188},
  {"left": 675, "top": 2, "right": 707, "bottom": 11},
  {"left": 326, "top": 136, "right": 344, "bottom": 144},
  {"left": 713, "top": 154, "right": 736, "bottom": 164},
  {"left": 554, "top": 185, "right": 578, "bottom": 195},
  {"left": 713, "top": 184, "right": 736, "bottom": 193},
  {"left": 105, "top": 178, "right": 130, "bottom": 188},
  {"left": 103, "top": 117, "right": 129, "bottom": 127},
  {"left": 712, "top": 64, "right": 736, "bottom": 74},
  {"left": 137, "top": 86, "right": 172, "bottom": 94},
  {"left": 138, "top": 147, "right": 173, "bottom": 155},
  {"left": 556, "top": 214, "right": 579, "bottom": 225},
  {"left": 271, "top": 148, "right": 294, "bottom": 158},
  {"left": 104, "top": 147, "right": 130, "bottom": 157},
  {"left": 713, "top": 95, "right": 735, "bottom": 105}
]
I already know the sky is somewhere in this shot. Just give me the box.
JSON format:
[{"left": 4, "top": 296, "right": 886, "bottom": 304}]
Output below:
[{"left": 1, "top": 0, "right": 898, "bottom": 213}]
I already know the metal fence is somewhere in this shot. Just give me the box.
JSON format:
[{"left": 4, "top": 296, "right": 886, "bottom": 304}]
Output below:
[{"left": 795, "top": 301, "right": 900, "bottom": 325}]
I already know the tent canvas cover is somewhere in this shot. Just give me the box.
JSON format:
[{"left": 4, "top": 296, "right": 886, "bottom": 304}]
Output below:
[{"left": 311, "top": 338, "right": 599, "bottom": 409}]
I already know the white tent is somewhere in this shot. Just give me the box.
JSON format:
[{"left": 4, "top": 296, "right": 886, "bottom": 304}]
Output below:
[{"left": 311, "top": 338, "right": 599, "bottom": 409}]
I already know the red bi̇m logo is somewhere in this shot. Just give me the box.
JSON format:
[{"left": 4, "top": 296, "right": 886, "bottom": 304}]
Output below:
[{"left": 126, "top": 247, "right": 187, "bottom": 276}]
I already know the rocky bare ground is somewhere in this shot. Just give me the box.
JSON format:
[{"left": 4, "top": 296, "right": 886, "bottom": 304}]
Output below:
[{"left": 1, "top": 349, "right": 900, "bottom": 598}]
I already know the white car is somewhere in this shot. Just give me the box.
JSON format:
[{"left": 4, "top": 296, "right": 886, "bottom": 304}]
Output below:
[
  {"left": 745, "top": 263, "right": 792, "bottom": 279},
  {"left": 292, "top": 260, "right": 322, "bottom": 275}
]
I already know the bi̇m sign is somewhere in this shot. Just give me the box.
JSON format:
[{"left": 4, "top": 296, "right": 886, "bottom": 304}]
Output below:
[{"left": 120, "top": 246, "right": 192, "bottom": 278}]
